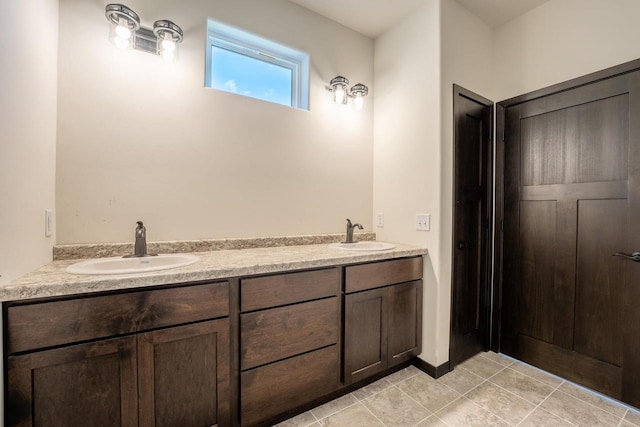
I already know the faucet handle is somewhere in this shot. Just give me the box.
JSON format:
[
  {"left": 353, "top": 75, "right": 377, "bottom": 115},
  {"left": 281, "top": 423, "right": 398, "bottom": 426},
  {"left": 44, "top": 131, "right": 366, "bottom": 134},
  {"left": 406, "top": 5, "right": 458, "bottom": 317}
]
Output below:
[{"left": 136, "top": 221, "right": 144, "bottom": 227}]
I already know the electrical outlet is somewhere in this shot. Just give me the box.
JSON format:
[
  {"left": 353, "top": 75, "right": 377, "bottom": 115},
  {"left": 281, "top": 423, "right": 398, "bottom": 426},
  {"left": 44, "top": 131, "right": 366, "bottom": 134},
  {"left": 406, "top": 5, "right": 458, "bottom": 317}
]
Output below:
[
  {"left": 376, "top": 212, "right": 384, "bottom": 228},
  {"left": 45, "top": 209, "right": 53, "bottom": 237},
  {"left": 415, "top": 214, "right": 430, "bottom": 231}
]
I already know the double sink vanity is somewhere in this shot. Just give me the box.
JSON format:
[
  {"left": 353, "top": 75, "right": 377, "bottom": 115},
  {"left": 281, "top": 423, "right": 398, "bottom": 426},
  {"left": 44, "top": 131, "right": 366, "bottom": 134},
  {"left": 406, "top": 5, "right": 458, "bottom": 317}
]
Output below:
[{"left": 2, "top": 237, "right": 426, "bottom": 426}]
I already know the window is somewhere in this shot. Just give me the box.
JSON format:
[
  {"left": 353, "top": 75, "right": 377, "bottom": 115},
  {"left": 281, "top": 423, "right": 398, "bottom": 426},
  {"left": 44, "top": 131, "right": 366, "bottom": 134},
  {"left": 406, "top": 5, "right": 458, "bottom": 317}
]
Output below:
[{"left": 206, "top": 20, "right": 310, "bottom": 110}]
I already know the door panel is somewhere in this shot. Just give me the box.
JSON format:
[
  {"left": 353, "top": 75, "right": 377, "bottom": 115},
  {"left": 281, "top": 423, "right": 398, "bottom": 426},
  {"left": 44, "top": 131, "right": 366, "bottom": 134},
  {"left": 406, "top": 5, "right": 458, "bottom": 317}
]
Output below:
[
  {"left": 501, "top": 68, "right": 640, "bottom": 406},
  {"left": 451, "top": 85, "right": 493, "bottom": 367},
  {"left": 574, "top": 199, "right": 626, "bottom": 366},
  {"left": 520, "top": 94, "right": 628, "bottom": 186},
  {"left": 519, "top": 200, "right": 556, "bottom": 343}
]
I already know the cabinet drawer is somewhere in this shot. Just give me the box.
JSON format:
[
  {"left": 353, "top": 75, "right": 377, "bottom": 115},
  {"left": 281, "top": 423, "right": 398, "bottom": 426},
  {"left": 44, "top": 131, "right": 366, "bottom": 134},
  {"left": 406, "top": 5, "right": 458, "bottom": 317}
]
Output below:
[
  {"left": 241, "top": 268, "right": 339, "bottom": 312},
  {"left": 7, "top": 281, "right": 229, "bottom": 354},
  {"left": 345, "top": 257, "right": 422, "bottom": 293},
  {"left": 241, "top": 297, "right": 338, "bottom": 370},
  {"left": 241, "top": 345, "right": 339, "bottom": 426}
]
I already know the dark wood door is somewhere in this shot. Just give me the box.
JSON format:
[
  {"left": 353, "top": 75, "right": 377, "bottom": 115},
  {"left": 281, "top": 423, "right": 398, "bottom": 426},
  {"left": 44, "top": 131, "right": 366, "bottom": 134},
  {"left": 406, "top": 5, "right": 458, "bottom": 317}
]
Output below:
[
  {"left": 138, "top": 319, "right": 231, "bottom": 427},
  {"left": 500, "top": 69, "right": 640, "bottom": 406},
  {"left": 388, "top": 280, "right": 423, "bottom": 366},
  {"left": 6, "top": 336, "right": 138, "bottom": 427},
  {"left": 451, "top": 85, "right": 494, "bottom": 368},
  {"left": 344, "top": 287, "right": 388, "bottom": 384}
]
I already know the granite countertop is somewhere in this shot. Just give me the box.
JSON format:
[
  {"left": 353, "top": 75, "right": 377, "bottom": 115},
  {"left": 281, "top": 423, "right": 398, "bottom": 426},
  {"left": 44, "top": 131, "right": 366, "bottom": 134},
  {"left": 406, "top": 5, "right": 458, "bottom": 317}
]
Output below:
[{"left": 2, "top": 242, "right": 427, "bottom": 303}]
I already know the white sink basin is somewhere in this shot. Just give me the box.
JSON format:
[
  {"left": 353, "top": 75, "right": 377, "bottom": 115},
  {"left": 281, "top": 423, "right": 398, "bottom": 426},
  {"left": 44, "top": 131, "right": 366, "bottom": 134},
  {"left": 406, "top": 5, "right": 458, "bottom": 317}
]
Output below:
[
  {"left": 66, "top": 254, "right": 199, "bottom": 275},
  {"left": 329, "top": 241, "right": 396, "bottom": 251}
]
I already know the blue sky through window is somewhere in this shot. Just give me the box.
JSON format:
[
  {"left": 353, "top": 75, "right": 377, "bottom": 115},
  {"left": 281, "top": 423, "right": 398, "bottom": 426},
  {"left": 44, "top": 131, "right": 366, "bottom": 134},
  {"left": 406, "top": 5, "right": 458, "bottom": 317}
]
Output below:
[{"left": 210, "top": 45, "right": 293, "bottom": 107}]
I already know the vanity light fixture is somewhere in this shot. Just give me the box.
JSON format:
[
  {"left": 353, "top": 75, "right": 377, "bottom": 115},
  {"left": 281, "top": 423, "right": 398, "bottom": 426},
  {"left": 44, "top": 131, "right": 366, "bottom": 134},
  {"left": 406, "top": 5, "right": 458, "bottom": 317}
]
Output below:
[
  {"left": 105, "top": 4, "right": 184, "bottom": 62},
  {"left": 350, "top": 83, "right": 369, "bottom": 111},
  {"left": 329, "top": 76, "right": 350, "bottom": 105},
  {"left": 328, "top": 76, "right": 369, "bottom": 110},
  {"left": 153, "top": 20, "right": 183, "bottom": 62},
  {"left": 105, "top": 4, "right": 140, "bottom": 50}
]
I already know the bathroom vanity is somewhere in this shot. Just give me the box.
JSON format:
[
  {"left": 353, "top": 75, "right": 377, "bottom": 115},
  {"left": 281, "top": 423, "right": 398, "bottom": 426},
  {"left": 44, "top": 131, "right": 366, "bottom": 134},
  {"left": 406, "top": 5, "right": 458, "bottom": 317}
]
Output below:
[{"left": 1, "top": 243, "right": 426, "bottom": 426}]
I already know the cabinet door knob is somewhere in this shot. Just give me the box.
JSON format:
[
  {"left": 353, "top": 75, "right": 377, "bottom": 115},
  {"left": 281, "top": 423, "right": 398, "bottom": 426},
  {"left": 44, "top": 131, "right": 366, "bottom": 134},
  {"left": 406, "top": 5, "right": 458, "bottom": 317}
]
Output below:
[{"left": 458, "top": 241, "right": 467, "bottom": 250}]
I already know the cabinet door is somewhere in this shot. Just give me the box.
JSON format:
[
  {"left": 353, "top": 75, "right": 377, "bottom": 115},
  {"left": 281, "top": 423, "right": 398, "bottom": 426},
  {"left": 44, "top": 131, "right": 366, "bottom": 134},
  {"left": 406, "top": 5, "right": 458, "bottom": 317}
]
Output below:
[
  {"left": 344, "top": 287, "right": 388, "bottom": 384},
  {"left": 138, "top": 319, "right": 230, "bottom": 427},
  {"left": 6, "top": 336, "right": 137, "bottom": 427},
  {"left": 388, "top": 280, "right": 423, "bottom": 366}
]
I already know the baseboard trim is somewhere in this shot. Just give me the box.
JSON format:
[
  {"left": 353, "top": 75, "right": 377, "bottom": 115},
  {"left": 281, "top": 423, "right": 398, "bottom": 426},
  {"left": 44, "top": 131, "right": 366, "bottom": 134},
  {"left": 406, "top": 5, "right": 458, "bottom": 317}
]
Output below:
[{"left": 413, "top": 358, "right": 450, "bottom": 379}]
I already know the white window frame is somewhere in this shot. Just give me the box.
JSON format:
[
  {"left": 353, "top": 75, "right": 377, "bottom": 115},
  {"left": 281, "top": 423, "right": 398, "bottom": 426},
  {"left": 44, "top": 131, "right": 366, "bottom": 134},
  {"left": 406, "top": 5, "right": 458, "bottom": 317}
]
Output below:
[{"left": 205, "top": 19, "right": 310, "bottom": 110}]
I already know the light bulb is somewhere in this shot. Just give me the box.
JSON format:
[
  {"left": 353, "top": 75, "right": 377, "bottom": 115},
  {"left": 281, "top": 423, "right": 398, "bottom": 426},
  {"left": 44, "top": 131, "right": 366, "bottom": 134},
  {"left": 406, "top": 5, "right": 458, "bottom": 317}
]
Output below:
[
  {"left": 161, "top": 49, "right": 175, "bottom": 62},
  {"left": 115, "top": 24, "right": 132, "bottom": 40},
  {"left": 334, "top": 87, "right": 346, "bottom": 104},
  {"left": 114, "top": 35, "right": 130, "bottom": 50},
  {"left": 161, "top": 39, "right": 176, "bottom": 52},
  {"left": 354, "top": 95, "right": 364, "bottom": 111}
]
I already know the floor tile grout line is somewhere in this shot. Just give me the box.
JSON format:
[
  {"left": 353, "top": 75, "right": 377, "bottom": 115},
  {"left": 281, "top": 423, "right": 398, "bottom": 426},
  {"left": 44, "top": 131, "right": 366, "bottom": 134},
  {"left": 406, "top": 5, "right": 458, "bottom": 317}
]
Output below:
[
  {"left": 360, "top": 396, "right": 395, "bottom": 427},
  {"left": 311, "top": 393, "right": 360, "bottom": 421},
  {"left": 431, "top": 378, "right": 464, "bottom": 401},
  {"left": 491, "top": 363, "right": 558, "bottom": 391},
  {"left": 618, "top": 409, "right": 628, "bottom": 427},
  {"left": 308, "top": 408, "right": 320, "bottom": 423},
  {"left": 462, "top": 374, "right": 542, "bottom": 426},
  {"left": 514, "top": 380, "right": 578, "bottom": 427},
  {"left": 509, "top": 361, "right": 565, "bottom": 388},
  {"left": 442, "top": 394, "right": 516, "bottom": 426},
  {"left": 476, "top": 352, "right": 517, "bottom": 368},
  {"left": 454, "top": 364, "right": 495, "bottom": 388},
  {"left": 554, "top": 387, "right": 628, "bottom": 422},
  {"left": 486, "top": 373, "right": 557, "bottom": 407},
  {"left": 353, "top": 378, "right": 395, "bottom": 402},
  {"left": 450, "top": 361, "right": 517, "bottom": 424},
  {"left": 312, "top": 368, "right": 440, "bottom": 425},
  {"left": 557, "top": 381, "right": 632, "bottom": 420},
  {"left": 429, "top": 413, "right": 454, "bottom": 427},
  {"left": 393, "top": 384, "right": 436, "bottom": 419}
]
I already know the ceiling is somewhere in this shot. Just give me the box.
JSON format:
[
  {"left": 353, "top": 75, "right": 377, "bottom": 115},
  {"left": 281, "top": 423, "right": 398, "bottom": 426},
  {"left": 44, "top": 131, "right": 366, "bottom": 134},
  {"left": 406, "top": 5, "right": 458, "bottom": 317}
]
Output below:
[{"left": 287, "top": 0, "right": 550, "bottom": 38}]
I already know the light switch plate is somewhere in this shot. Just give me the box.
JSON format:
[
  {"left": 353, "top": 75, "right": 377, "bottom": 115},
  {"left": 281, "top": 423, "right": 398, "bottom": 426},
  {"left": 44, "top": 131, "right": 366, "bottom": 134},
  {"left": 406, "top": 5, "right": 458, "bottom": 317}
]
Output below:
[{"left": 415, "top": 214, "right": 430, "bottom": 231}]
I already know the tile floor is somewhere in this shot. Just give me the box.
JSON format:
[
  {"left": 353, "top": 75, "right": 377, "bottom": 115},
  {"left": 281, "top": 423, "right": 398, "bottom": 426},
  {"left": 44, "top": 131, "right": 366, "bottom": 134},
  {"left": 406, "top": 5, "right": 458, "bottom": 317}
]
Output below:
[{"left": 275, "top": 352, "right": 640, "bottom": 427}]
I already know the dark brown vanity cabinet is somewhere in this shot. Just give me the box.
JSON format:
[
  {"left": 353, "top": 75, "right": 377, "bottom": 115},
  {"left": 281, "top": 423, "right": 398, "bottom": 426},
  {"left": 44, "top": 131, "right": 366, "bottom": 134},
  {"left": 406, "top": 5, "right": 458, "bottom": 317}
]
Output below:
[
  {"left": 239, "top": 268, "right": 341, "bottom": 426},
  {"left": 5, "top": 282, "right": 231, "bottom": 427},
  {"left": 344, "top": 257, "right": 423, "bottom": 384}
]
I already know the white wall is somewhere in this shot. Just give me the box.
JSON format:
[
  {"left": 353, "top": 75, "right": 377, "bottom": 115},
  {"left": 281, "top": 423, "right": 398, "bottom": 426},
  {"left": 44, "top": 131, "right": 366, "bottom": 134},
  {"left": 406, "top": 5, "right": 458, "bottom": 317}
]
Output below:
[
  {"left": 373, "top": 0, "right": 442, "bottom": 365},
  {"left": 56, "top": 0, "right": 374, "bottom": 244},
  {"left": 494, "top": 0, "right": 640, "bottom": 101},
  {"left": 0, "top": 0, "right": 58, "bottom": 284},
  {"left": 438, "top": 0, "right": 493, "bottom": 365}
]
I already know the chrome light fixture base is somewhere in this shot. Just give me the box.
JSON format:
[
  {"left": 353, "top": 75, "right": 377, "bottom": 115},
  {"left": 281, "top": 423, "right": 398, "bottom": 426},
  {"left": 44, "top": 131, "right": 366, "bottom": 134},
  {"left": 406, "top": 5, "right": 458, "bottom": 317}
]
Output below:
[
  {"left": 105, "top": 4, "right": 140, "bottom": 31},
  {"left": 153, "top": 20, "right": 184, "bottom": 44},
  {"left": 350, "top": 83, "right": 368, "bottom": 98}
]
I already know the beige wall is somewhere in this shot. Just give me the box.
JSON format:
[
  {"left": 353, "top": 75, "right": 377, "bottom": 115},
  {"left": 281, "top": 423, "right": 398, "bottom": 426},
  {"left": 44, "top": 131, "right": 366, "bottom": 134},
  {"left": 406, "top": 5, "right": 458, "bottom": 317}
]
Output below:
[
  {"left": 56, "top": 0, "right": 374, "bottom": 244},
  {"left": 438, "top": 0, "right": 493, "bottom": 365},
  {"left": 494, "top": 0, "right": 640, "bottom": 101},
  {"left": 373, "top": 0, "right": 442, "bottom": 365},
  {"left": 0, "top": 0, "right": 58, "bottom": 285}
]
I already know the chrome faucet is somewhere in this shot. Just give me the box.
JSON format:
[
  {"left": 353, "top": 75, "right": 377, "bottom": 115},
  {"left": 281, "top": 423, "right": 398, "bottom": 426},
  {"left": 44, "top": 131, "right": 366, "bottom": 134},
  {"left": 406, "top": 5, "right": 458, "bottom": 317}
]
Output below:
[
  {"left": 134, "top": 221, "right": 148, "bottom": 257},
  {"left": 344, "top": 218, "right": 364, "bottom": 243}
]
